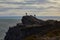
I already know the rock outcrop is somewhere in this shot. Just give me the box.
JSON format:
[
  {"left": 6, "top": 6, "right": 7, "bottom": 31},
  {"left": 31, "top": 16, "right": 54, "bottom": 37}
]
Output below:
[
  {"left": 22, "top": 15, "right": 45, "bottom": 25},
  {"left": 4, "top": 15, "right": 60, "bottom": 40}
]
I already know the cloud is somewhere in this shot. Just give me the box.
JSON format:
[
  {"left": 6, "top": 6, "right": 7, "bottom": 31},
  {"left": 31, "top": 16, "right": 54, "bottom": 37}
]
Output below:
[
  {"left": 0, "top": 0, "right": 60, "bottom": 16},
  {"left": 0, "top": 0, "right": 48, "bottom": 4},
  {"left": 0, "top": 0, "right": 25, "bottom": 2}
]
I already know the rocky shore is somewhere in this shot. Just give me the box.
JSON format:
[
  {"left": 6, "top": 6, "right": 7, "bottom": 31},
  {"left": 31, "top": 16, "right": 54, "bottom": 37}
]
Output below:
[{"left": 4, "top": 15, "right": 60, "bottom": 40}]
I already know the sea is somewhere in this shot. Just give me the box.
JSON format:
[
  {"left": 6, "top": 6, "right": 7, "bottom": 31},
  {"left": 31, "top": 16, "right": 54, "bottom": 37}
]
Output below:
[{"left": 0, "top": 16, "right": 60, "bottom": 40}]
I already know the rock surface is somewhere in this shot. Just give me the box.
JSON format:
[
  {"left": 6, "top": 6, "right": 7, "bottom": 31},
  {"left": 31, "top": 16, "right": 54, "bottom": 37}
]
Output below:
[
  {"left": 4, "top": 15, "right": 60, "bottom": 40},
  {"left": 22, "top": 15, "right": 45, "bottom": 25}
]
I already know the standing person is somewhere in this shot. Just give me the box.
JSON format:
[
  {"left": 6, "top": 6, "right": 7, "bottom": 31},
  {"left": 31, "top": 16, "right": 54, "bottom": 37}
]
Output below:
[
  {"left": 26, "top": 13, "right": 28, "bottom": 16},
  {"left": 34, "top": 14, "right": 36, "bottom": 17}
]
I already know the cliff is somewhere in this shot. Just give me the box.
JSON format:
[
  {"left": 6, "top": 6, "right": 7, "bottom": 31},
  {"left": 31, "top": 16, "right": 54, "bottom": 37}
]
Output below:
[{"left": 4, "top": 15, "right": 60, "bottom": 40}]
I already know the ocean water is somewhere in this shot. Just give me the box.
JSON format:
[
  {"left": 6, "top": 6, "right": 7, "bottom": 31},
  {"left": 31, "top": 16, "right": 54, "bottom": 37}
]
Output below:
[
  {"left": 0, "top": 19, "right": 21, "bottom": 40},
  {"left": 0, "top": 16, "right": 60, "bottom": 40}
]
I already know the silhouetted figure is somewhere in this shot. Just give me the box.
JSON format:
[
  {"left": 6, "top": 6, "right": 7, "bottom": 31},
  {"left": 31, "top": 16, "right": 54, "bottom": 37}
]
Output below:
[
  {"left": 34, "top": 14, "right": 36, "bottom": 17},
  {"left": 26, "top": 13, "right": 27, "bottom": 16}
]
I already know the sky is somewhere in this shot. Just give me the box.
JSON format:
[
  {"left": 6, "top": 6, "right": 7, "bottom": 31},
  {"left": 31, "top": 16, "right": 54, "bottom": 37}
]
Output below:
[{"left": 0, "top": 0, "right": 60, "bottom": 16}]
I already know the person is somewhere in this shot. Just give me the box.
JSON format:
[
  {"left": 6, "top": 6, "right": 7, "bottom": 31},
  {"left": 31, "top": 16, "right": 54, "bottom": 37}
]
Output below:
[
  {"left": 34, "top": 14, "right": 36, "bottom": 17},
  {"left": 26, "top": 13, "right": 27, "bottom": 16}
]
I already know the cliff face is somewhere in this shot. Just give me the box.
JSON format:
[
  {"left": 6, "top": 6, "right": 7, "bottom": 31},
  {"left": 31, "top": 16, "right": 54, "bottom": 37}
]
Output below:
[{"left": 4, "top": 15, "right": 60, "bottom": 40}]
